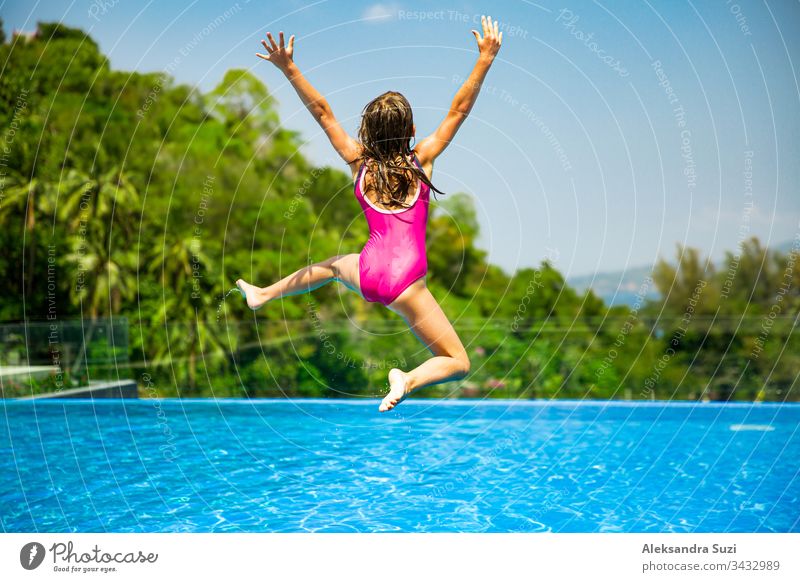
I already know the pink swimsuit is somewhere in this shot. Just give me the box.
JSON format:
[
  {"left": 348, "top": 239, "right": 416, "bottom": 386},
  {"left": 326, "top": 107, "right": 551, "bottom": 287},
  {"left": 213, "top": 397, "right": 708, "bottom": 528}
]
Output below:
[{"left": 354, "top": 153, "right": 431, "bottom": 306}]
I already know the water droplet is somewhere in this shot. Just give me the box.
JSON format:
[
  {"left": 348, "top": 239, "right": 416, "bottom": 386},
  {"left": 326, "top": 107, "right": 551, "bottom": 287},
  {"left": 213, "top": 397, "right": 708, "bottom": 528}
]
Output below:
[{"left": 217, "top": 287, "right": 243, "bottom": 322}]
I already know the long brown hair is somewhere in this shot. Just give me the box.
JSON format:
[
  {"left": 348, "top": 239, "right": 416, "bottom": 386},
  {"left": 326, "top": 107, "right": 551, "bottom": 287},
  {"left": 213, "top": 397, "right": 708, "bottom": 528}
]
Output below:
[{"left": 350, "top": 91, "right": 445, "bottom": 208}]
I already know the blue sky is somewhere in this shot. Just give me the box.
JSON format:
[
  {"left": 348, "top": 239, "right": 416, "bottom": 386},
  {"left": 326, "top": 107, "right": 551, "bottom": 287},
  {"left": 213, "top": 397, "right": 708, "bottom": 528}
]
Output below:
[{"left": 2, "top": 0, "right": 798, "bottom": 278}]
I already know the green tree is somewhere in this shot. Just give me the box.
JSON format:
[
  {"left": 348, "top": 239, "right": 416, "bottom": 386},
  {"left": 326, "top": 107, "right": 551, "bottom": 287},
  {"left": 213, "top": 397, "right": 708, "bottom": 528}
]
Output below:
[
  {"left": 428, "top": 192, "right": 486, "bottom": 296},
  {"left": 58, "top": 167, "right": 140, "bottom": 317}
]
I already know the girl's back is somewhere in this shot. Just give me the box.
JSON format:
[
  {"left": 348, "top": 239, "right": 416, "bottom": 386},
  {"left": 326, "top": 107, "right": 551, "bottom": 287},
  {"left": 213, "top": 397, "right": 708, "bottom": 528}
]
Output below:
[{"left": 354, "top": 152, "right": 431, "bottom": 306}]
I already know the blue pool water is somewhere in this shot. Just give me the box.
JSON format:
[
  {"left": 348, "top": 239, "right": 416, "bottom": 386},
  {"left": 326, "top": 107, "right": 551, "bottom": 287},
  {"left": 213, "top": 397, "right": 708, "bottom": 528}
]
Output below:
[{"left": 1, "top": 399, "right": 798, "bottom": 533}]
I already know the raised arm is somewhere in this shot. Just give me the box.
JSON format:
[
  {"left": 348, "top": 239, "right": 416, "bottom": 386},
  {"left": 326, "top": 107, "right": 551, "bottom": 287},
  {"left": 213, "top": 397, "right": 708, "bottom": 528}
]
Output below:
[
  {"left": 415, "top": 15, "right": 503, "bottom": 167},
  {"left": 257, "top": 31, "right": 360, "bottom": 166}
]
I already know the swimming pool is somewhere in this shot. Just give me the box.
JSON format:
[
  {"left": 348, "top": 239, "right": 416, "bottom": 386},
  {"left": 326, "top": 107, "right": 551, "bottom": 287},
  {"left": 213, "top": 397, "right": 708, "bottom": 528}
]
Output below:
[{"left": 1, "top": 399, "right": 798, "bottom": 532}]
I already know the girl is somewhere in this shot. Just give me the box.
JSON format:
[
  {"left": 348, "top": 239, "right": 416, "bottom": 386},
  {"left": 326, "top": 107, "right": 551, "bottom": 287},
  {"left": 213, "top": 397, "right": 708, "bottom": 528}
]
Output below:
[{"left": 237, "top": 16, "right": 503, "bottom": 411}]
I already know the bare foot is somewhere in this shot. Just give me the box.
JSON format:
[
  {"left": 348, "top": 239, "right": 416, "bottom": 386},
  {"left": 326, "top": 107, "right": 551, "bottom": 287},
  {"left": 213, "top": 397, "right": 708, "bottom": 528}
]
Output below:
[
  {"left": 379, "top": 368, "right": 410, "bottom": 412},
  {"left": 236, "top": 279, "right": 269, "bottom": 310}
]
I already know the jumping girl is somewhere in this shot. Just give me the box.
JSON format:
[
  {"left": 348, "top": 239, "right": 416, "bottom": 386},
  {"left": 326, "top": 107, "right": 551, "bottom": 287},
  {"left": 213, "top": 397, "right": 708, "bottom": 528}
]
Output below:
[{"left": 237, "top": 15, "right": 503, "bottom": 411}]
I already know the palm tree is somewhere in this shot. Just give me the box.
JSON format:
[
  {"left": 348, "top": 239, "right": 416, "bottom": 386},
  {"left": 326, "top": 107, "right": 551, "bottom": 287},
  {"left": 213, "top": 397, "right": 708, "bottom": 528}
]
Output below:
[
  {"left": 148, "top": 235, "right": 231, "bottom": 391},
  {"left": 58, "top": 166, "right": 140, "bottom": 316},
  {"left": 0, "top": 170, "right": 60, "bottom": 299},
  {"left": 56, "top": 166, "right": 140, "bottom": 378}
]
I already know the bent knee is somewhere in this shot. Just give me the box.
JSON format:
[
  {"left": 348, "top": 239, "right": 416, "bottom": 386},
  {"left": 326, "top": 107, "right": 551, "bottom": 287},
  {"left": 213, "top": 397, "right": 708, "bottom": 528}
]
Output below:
[{"left": 455, "top": 353, "right": 471, "bottom": 378}]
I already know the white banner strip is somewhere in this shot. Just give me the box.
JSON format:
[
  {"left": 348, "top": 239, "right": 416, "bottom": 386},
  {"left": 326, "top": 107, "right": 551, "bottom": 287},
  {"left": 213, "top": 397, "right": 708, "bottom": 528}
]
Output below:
[{"left": 1, "top": 533, "right": 798, "bottom": 581}]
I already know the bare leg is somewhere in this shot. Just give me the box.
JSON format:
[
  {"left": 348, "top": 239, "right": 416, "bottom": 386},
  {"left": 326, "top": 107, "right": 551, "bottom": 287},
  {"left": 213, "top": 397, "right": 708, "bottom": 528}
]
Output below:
[
  {"left": 379, "top": 279, "right": 471, "bottom": 411},
  {"left": 238, "top": 259, "right": 468, "bottom": 412},
  {"left": 237, "top": 254, "right": 362, "bottom": 310}
]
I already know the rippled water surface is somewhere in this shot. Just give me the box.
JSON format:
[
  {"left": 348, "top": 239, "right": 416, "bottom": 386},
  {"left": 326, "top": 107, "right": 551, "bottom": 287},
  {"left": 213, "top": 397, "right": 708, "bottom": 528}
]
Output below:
[{"left": 1, "top": 399, "right": 798, "bottom": 532}]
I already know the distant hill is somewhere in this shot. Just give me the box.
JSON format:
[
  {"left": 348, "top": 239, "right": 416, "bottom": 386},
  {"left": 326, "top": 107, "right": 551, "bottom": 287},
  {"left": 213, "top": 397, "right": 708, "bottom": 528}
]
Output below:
[
  {"left": 567, "top": 264, "right": 659, "bottom": 308},
  {"left": 567, "top": 239, "right": 796, "bottom": 308}
]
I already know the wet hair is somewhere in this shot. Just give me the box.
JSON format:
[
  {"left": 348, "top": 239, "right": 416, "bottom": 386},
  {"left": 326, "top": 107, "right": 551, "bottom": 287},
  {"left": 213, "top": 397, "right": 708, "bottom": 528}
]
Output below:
[{"left": 350, "top": 91, "right": 445, "bottom": 208}]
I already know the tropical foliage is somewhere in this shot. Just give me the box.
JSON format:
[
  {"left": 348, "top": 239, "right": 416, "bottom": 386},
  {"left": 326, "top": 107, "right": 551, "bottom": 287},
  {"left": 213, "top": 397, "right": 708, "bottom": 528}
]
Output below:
[{"left": 1, "top": 22, "right": 797, "bottom": 401}]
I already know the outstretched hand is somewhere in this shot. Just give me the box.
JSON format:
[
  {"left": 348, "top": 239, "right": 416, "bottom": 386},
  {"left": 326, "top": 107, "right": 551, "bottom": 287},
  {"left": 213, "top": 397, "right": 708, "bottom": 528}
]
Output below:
[
  {"left": 256, "top": 31, "right": 295, "bottom": 71},
  {"left": 471, "top": 15, "right": 503, "bottom": 60}
]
